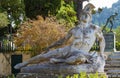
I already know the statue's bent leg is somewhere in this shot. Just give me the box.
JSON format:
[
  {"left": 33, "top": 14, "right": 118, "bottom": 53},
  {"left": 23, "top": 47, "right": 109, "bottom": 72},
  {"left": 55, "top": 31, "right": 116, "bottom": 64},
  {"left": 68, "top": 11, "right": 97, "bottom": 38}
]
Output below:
[
  {"left": 65, "top": 52, "right": 87, "bottom": 65},
  {"left": 14, "top": 46, "right": 70, "bottom": 69},
  {"left": 110, "top": 21, "right": 113, "bottom": 32}
]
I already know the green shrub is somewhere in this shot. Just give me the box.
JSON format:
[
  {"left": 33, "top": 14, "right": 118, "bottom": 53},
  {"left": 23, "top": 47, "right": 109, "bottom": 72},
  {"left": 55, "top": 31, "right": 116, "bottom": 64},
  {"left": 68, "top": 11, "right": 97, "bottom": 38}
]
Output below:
[
  {"left": 7, "top": 74, "right": 15, "bottom": 78},
  {"left": 58, "top": 72, "right": 107, "bottom": 78},
  {"left": 116, "top": 41, "right": 120, "bottom": 51},
  {"left": 0, "top": 12, "right": 9, "bottom": 28},
  {"left": 115, "top": 26, "right": 120, "bottom": 42},
  {"left": 56, "top": 0, "right": 77, "bottom": 29}
]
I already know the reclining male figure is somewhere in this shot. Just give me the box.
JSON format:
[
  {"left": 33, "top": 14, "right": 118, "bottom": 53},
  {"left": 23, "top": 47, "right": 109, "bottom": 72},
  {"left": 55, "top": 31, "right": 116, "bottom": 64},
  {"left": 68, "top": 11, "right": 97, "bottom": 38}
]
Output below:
[{"left": 15, "top": 3, "right": 105, "bottom": 70}]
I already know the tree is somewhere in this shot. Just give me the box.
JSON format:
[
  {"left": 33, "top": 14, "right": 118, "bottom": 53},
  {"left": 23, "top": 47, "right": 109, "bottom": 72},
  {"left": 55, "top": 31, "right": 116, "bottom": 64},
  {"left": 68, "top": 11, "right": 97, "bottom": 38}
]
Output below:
[
  {"left": 24, "top": 0, "right": 61, "bottom": 18},
  {"left": 24, "top": 0, "right": 89, "bottom": 22},
  {"left": 0, "top": 12, "right": 10, "bottom": 36},
  {"left": 56, "top": 0, "right": 77, "bottom": 28},
  {"left": 0, "top": 0, "right": 25, "bottom": 26},
  {"left": 73, "top": 0, "right": 89, "bottom": 21},
  {"left": 0, "top": 12, "right": 9, "bottom": 28}
]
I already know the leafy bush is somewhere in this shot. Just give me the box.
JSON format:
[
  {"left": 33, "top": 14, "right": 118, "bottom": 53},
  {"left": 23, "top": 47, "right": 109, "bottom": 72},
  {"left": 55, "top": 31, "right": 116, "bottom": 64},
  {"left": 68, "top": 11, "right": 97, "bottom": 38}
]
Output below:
[
  {"left": 0, "top": 12, "right": 9, "bottom": 28},
  {"left": 7, "top": 74, "right": 15, "bottom": 78},
  {"left": 116, "top": 41, "right": 120, "bottom": 51},
  {"left": 0, "top": 0, "right": 25, "bottom": 25},
  {"left": 24, "top": 0, "right": 61, "bottom": 18},
  {"left": 58, "top": 72, "right": 107, "bottom": 78},
  {"left": 14, "top": 16, "right": 67, "bottom": 56},
  {"left": 24, "top": 0, "right": 77, "bottom": 29},
  {"left": 56, "top": 0, "right": 77, "bottom": 29},
  {"left": 115, "top": 26, "right": 120, "bottom": 42},
  {"left": 114, "top": 26, "right": 120, "bottom": 51}
]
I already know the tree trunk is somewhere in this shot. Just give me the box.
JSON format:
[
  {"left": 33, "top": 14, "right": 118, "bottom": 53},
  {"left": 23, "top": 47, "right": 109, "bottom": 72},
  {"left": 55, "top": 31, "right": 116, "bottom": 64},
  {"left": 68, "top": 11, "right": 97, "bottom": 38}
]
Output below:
[
  {"left": 74, "top": 0, "right": 88, "bottom": 23},
  {"left": 76, "top": 0, "right": 83, "bottom": 21}
]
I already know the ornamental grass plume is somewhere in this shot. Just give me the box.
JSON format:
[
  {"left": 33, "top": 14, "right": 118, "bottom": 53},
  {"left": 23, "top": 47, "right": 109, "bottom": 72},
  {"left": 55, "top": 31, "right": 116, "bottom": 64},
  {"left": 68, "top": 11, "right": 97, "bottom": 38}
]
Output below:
[{"left": 14, "top": 16, "right": 67, "bottom": 56}]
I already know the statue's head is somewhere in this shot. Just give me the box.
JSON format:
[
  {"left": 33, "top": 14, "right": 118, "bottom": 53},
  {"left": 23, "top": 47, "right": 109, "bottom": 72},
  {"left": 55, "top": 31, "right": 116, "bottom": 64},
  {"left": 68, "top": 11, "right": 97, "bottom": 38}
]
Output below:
[
  {"left": 79, "top": 12, "right": 92, "bottom": 24},
  {"left": 83, "top": 3, "right": 95, "bottom": 13},
  {"left": 79, "top": 11, "right": 92, "bottom": 26},
  {"left": 78, "top": 3, "right": 95, "bottom": 26}
]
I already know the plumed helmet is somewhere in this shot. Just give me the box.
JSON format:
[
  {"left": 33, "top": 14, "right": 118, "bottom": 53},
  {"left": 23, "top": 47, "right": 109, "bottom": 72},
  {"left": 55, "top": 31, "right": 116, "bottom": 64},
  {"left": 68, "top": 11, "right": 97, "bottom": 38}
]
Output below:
[{"left": 83, "top": 3, "right": 95, "bottom": 12}]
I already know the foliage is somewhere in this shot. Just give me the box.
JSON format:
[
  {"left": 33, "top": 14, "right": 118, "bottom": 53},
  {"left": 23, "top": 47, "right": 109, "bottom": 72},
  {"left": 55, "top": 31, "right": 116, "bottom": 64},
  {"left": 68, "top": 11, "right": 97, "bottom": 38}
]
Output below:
[
  {"left": 88, "top": 72, "right": 106, "bottom": 78},
  {"left": 0, "top": 12, "right": 9, "bottom": 28},
  {"left": 58, "top": 72, "right": 107, "bottom": 78},
  {"left": 7, "top": 74, "right": 15, "bottom": 78},
  {"left": 0, "top": 0, "right": 25, "bottom": 26},
  {"left": 116, "top": 41, "right": 120, "bottom": 51},
  {"left": 24, "top": 0, "right": 61, "bottom": 18},
  {"left": 24, "top": 0, "right": 77, "bottom": 29},
  {"left": 56, "top": 0, "right": 77, "bottom": 29},
  {"left": 80, "top": 72, "right": 87, "bottom": 78},
  {"left": 115, "top": 26, "right": 120, "bottom": 42},
  {"left": 14, "top": 16, "right": 66, "bottom": 56},
  {"left": 88, "top": 72, "right": 99, "bottom": 78},
  {"left": 114, "top": 26, "right": 120, "bottom": 51},
  {"left": 90, "top": 41, "right": 99, "bottom": 51}
]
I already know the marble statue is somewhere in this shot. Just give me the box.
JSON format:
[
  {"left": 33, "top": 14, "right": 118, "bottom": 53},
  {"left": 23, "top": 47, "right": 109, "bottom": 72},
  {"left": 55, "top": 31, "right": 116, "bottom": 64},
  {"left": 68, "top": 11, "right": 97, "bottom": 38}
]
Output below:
[{"left": 14, "top": 3, "right": 106, "bottom": 73}]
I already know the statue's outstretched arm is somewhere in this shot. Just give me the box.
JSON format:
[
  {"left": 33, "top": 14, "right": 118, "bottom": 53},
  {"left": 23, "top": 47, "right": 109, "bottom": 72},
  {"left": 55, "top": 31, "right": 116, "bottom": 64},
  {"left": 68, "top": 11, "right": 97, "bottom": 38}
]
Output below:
[
  {"left": 46, "top": 29, "right": 72, "bottom": 50},
  {"left": 96, "top": 27, "right": 105, "bottom": 56}
]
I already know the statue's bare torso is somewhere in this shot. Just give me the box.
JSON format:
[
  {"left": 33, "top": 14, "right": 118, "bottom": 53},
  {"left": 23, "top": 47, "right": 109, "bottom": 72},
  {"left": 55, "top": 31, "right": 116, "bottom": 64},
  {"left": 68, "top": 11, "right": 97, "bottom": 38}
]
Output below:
[{"left": 70, "top": 25, "right": 96, "bottom": 52}]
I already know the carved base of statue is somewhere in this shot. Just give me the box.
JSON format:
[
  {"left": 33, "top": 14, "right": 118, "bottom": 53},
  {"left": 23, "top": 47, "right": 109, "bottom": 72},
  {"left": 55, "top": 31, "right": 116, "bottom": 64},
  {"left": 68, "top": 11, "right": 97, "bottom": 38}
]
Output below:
[
  {"left": 21, "top": 63, "right": 105, "bottom": 73},
  {"left": 16, "top": 63, "right": 107, "bottom": 78},
  {"left": 16, "top": 55, "right": 106, "bottom": 78}
]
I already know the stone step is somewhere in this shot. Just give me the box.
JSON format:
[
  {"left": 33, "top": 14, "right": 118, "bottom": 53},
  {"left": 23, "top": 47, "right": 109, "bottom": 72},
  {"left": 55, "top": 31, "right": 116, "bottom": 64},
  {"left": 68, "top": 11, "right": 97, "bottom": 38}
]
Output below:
[
  {"left": 105, "top": 63, "right": 120, "bottom": 67},
  {"left": 108, "top": 74, "right": 120, "bottom": 78},
  {"left": 107, "top": 55, "right": 120, "bottom": 60},
  {"left": 105, "top": 67, "right": 120, "bottom": 71},
  {"left": 16, "top": 73, "right": 59, "bottom": 78},
  {"left": 107, "top": 70, "right": 120, "bottom": 74},
  {"left": 106, "top": 60, "right": 120, "bottom": 65},
  {"left": 112, "top": 52, "right": 120, "bottom": 55},
  {"left": 105, "top": 52, "right": 120, "bottom": 78}
]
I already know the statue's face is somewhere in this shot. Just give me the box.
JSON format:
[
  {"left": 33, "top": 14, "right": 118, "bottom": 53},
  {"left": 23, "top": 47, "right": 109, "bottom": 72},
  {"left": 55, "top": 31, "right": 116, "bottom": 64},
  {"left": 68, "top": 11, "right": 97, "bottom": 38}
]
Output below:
[{"left": 80, "top": 13, "right": 92, "bottom": 25}]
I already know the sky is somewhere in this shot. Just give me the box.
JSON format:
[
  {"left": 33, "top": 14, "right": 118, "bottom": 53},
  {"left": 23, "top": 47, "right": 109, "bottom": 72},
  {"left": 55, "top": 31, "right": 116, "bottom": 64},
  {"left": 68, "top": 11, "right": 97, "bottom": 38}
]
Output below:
[{"left": 83, "top": 0, "right": 119, "bottom": 10}]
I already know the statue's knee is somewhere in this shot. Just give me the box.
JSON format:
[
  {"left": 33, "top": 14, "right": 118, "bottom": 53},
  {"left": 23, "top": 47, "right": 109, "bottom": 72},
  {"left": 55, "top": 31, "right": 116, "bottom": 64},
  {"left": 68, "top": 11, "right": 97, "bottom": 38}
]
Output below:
[
  {"left": 65, "top": 57, "right": 76, "bottom": 64},
  {"left": 65, "top": 56, "right": 85, "bottom": 65}
]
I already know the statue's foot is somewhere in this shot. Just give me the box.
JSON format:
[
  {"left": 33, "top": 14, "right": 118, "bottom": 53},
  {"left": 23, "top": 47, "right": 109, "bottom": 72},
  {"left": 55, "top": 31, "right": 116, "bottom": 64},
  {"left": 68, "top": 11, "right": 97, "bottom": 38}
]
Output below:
[{"left": 14, "top": 62, "right": 28, "bottom": 69}]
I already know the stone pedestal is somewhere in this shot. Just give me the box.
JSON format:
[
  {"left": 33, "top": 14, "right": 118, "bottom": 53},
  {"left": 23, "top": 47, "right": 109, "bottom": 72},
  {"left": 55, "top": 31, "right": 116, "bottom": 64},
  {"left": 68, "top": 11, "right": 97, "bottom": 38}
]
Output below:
[
  {"left": 16, "top": 73, "right": 107, "bottom": 78},
  {"left": 104, "top": 32, "right": 116, "bottom": 52},
  {"left": 16, "top": 63, "right": 107, "bottom": 78}
]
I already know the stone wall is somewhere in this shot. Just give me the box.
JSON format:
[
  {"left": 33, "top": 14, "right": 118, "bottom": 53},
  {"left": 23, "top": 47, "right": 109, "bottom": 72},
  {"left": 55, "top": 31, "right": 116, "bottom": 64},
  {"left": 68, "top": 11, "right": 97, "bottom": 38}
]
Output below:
[
  {"left": 0, "top": 53, "right": 30, "bottom": 76},
  {"left": 0, "top": 53, "right": 11, "bottom": 76}
]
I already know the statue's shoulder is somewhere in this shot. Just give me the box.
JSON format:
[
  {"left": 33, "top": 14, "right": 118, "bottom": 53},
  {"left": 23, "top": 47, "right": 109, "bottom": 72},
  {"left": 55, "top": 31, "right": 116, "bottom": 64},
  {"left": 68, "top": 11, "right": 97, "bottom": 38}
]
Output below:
[{"left": 90, "top": 24, "right": 102, "bottom": 32}]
